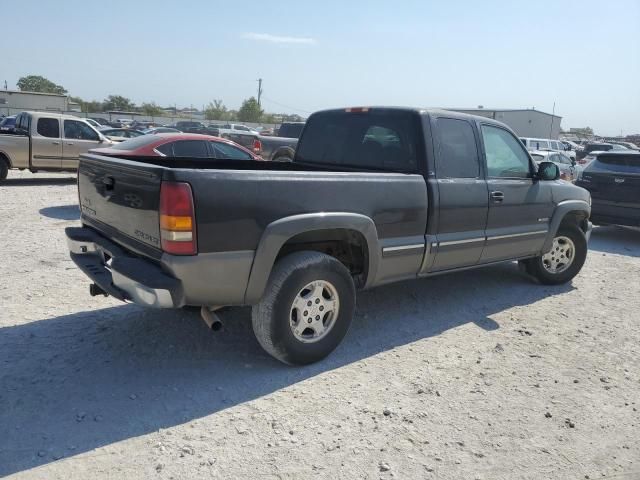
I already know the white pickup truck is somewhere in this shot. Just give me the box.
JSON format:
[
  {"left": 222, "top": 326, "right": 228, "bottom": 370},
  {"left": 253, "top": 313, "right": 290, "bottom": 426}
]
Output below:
[{"left": 0, "top": 111, "right": 112, "bottom": 181}]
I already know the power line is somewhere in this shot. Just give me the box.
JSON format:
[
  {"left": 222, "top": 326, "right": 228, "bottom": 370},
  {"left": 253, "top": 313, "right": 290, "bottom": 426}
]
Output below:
[{"left": 261, "top": 96, "right": 312, "bottom": 114}]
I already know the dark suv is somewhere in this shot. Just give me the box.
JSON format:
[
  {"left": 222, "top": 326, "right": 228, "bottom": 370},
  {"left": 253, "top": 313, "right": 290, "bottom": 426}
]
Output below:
[{"left": 577, "top": 151, "right": 640, "bottom": 227}]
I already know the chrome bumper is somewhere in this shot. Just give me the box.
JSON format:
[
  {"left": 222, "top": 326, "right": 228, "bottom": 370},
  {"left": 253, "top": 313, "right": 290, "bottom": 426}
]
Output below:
[{"left": 66, "top": 227, "right": 181, "bottom": 308}]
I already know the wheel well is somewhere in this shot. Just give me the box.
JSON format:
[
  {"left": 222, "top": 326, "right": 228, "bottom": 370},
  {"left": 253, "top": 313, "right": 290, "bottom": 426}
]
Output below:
[
  {"left": 560, "top": 210, "right": 589, "bottom": 233},
  {"left": 0, "top": 152, "right": 10, "bottom": 167},
  {"left": 276, "top": 229, "right": 369, "bottom": 287}
]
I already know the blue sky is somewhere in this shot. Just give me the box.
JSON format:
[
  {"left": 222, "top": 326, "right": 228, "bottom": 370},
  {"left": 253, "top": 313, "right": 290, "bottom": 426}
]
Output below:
[{"left": 3, "top": 0, "right": 639, "bottom": 135}]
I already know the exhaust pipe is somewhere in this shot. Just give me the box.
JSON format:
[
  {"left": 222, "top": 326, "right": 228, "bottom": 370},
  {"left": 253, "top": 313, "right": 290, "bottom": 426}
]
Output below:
[{"left": 200, "top": 306, "right": 224, "bottom": 332}]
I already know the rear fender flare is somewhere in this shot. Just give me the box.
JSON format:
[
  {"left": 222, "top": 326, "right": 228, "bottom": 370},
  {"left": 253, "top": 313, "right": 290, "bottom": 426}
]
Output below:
[
  {"left": 542, "top": 200, "right": 591, "bottom": 252},
  {"left": 244, "top": 212, "right": 380, "bottom": 304}
]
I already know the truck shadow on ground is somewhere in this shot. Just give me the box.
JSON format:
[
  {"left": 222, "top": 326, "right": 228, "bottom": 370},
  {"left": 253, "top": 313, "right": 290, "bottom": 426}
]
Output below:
[
  {"left": 0, "top": 177, "right": 76, "bottom": 187},
  {"left": 0, "top": 263, "right": 572, "bottom": 476},
  {"left": 588, "top": 225, "right": 640, "bottom": 258},
  {"left": 39, "top": 205, "right": 81, "bottom": 220}
]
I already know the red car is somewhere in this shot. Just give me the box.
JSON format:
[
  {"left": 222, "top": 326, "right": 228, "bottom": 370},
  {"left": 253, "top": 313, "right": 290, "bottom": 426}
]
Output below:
[{"left": 89, "top": 133, "right": 262, "bottom": 160}]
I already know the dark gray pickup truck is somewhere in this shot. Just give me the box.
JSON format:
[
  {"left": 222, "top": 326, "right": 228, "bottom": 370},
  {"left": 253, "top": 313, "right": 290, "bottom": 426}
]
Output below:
[{"left": 66, "top": 107, "right": 592, "bottom": 365}]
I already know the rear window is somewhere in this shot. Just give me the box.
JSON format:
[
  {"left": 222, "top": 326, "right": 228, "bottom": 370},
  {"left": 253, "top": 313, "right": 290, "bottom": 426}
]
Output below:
[
  {"left": 597, "top": 154, "right": 640, "bottom": 168},
  {"left": 295, "top": 110, "right": 419, "bottom": 171},
  {"left": 278, "top": 123, "right": 305, "bottom": 138}
]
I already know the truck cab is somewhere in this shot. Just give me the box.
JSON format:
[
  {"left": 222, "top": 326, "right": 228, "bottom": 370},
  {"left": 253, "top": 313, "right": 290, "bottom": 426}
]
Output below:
[{"left": 0, "top": 111, "right": 111, "bottom": 180}]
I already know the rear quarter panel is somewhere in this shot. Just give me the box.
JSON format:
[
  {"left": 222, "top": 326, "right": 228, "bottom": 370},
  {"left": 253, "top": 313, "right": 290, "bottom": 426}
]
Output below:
[
  {"left": 166, "top": 169, "right": 428, "bottom": 254},
  {"left": 0, "top": 135, "right": 30, "bottom": 168}
]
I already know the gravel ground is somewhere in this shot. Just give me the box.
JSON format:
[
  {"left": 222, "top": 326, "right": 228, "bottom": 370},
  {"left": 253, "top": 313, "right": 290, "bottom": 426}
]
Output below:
[{"left": 1, "top": 170, "right": 639, "bottom": 480}]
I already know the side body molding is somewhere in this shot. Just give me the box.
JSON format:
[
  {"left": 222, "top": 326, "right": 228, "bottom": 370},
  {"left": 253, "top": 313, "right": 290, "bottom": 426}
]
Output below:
[
  {"left": 244, "top": 212, "right": 380, "bottom": 304},
  {"left": 542, "top": 200, "right": 591, "bottom": 252}
]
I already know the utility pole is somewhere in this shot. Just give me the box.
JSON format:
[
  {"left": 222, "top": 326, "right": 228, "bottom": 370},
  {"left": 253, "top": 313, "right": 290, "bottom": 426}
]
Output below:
[
  {"left": 549, "top": 101, "right": 555, "bottom": 139},
  {"left": 257, "top": 78, "right": 263, "bottom": 107},
  {"left": 3, "top": 80, "right": 7, "bottom": 90}
]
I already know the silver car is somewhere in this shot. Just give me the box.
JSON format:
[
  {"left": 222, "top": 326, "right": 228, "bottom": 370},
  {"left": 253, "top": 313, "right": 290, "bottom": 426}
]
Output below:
[{"left": 531, "top": 150, "right": 577, "bottom": 182}]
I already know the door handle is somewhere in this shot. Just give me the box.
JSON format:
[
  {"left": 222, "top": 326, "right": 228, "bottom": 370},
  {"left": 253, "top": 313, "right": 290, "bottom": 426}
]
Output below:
[
  {"left": 490, "top": 191, "right": 504, "bottom": 202},
  {"left": 66, "top": 142, "right": 74, "bottom": 146},
  {"left": 52, "top": 141, "right": 60, "bottom": 145}
]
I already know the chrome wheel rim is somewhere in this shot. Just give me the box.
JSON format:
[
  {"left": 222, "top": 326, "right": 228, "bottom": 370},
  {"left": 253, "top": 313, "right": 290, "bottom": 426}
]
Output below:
[
  {"left": 542, "top": 236, "right": 575, "bottom": 274},
  {"left": 290, "top": 280, "right": 340, "bottom": 343}
]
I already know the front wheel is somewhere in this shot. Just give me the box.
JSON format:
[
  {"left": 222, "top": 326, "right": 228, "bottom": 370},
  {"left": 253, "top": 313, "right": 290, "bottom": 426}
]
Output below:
[
  {"left": 523, "top": 225, "right": 587, "bottom": 285},
  {"left": 252, "top": 251, "right": 355, "bottom": 365}
]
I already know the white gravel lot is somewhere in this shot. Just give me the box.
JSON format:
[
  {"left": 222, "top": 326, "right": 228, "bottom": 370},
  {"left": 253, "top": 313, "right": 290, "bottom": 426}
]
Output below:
[{"left": 1, "top": 170, "right": 639, "bottom": 480}]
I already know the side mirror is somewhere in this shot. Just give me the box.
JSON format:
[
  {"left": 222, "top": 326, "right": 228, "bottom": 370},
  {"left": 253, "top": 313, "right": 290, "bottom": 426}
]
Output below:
[{"left": 537, "top": 161, "right": 560, "bottom": 181}]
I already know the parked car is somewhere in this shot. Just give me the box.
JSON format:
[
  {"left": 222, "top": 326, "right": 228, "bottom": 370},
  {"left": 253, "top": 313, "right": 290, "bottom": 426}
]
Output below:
[
  {"left": 576, "top": 151, "right": 640, "bottom": 227},
  {"left": 608, "top": 141, "right": 639, "bottom": 151},
  {"left": 252, "top": 122, "right": 305, "bottom": 161},
  {"left": 143, "top": 127, "right": 182, "bottom": 135},
  {"left": 561, "top": 140, "right": 583, "bottom": 152},
  {"left": 520, "top": 137, "right": 576, "bottom": 161},
  {"left": 88, "top": 133, "right": 260, "bottom": 160},
  {"left": 66, "top": 107, "right": 592, "bottom": 365},
  {"left": 168, "top": 121, "right": 220, "bottom": 136},
  {"left": 530, "top": 150, "right": 577, "bottom": 182},
  {"left": 89, "top": 117, "right": 112, "bottom": 128},
  {"left": 0, "top": 115, "right": 16, "bottom": 133},
  {"left": 84, "top": 118, "right": 104, "bottom": 130},
  {"left": 576, "top": 142, "right": 628, "bottom": 162},
  {"left": 100, "top": 128, "right": 145, "bottom": 142},
  {"left": 0, "top": 111, "right": 111, "bottom": 181},
  {"left": 218, "top": 123, "right": 259, "bottom": 134}
]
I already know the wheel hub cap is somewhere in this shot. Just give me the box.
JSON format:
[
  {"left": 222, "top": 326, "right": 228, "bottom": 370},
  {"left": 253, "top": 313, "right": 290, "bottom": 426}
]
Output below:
[
  {"left": 290, "top": 280, "right": 340, "bottom": 343},
  {"left": 542, "top": 235, "right": 575, "bottom": 274}
]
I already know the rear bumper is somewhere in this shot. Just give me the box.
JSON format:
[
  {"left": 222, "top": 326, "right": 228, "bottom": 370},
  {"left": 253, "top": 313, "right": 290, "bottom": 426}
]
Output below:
[
  {"left": 66, "top": 226, "right": 183, "bottom": 308},
  {"left": 66, "top": 226, "right": 256, "bottom": 308}
]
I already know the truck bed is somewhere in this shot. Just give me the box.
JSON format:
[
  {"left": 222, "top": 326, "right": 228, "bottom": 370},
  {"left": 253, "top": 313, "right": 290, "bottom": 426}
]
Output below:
[{"left": 78, "top": 153, "right": 428, "bottom": 255}]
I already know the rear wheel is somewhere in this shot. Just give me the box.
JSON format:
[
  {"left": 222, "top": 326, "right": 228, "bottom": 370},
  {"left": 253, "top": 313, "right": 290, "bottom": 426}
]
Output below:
[
  {"left": 0, "top": 157, "right": 8, "bottom": 181},
  {"left": 252, "top": 251, "right": 355, "bottom": 365},
  {"left": 523, "top": 225, "right": 587, "bottom": 285}
]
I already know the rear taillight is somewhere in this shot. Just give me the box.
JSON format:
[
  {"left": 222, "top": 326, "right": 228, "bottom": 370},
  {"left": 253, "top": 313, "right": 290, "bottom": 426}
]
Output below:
[
  {"left": 159, "top": 181, "right": 197, "bottom": 255},
  {"left": 253, "top": 139, "right": 262, "bottom": 153}
]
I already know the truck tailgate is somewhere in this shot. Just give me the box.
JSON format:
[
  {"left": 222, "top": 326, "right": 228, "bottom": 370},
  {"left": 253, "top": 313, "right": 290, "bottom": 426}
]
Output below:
[{"left": 78, "top": 155, "right": 165, "bottom": 253}]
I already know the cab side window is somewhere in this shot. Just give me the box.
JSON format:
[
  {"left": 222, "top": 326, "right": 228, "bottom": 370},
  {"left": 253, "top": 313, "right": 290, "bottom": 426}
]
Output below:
[
  {"left": 37, "top": 118, "right": 60, "bottom": 138},
  {"left": 64, "top": 120, "right": 99, "bottom": 141},
  {"left": 434, "top": 118, "right": 479, "bottom": 178},
  {"left": 481, "top": 125, "right": 532, "bottom": 178}
]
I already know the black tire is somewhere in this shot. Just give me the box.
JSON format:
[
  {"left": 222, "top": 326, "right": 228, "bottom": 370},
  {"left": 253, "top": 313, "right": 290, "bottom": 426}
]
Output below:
[
  {"left": 523, "top": 225, "right": 587, "bottom": 285},
  {"left": 0, "top": 157, "right": 8, "bottom": 181},
  {"left": 252, "top": 251, "right": 355, "bottom": 365}
]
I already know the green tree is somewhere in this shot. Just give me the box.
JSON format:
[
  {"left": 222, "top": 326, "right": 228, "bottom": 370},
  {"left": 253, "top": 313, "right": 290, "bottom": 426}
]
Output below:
[
  {"left": 17, "top": 75, "right": 67, "bottom": 95},
  {"left": 140, "top": 102, "right": 163, "bottom": 116},
  {"left": 103, "top": 95, "right": 136, "bottom": 111},
  {"left": 69, "top": 96, "right": 103, "bottom": 113},
  {"left": 204, "top": 99, "right": 228, "bottom": 120},
  {"left": 237, "top": 97, "right": 263, "bottom": 123}
]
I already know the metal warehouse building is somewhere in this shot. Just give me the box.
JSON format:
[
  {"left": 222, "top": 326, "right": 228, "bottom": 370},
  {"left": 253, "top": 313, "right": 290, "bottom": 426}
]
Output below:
[
  {"left": 0, "top": 90, "right": 70, "bottom": 116},
  {"left": 448, "top": 108, "right": 562, "bottom": 139}
]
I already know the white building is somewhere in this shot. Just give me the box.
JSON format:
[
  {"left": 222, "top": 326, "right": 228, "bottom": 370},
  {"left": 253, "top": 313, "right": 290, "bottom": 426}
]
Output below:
[
  {"left": 448, "top": 108, "right": 562, "bottom": 139},
  {"left": 0, "top": 90, "right": 70, "bottom": 116}
]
